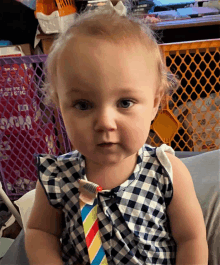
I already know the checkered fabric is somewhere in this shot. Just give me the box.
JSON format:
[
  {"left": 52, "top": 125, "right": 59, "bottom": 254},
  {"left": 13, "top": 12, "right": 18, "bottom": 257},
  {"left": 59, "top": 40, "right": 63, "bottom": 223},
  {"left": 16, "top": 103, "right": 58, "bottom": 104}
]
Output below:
[{"left": 36, "top": 143, "right": 177, "bottom": 265}]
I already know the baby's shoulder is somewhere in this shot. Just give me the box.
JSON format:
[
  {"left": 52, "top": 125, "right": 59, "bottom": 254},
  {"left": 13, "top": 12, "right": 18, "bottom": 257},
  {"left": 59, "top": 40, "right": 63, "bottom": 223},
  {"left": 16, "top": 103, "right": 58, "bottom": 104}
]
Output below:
[
  {"left": 165, "top": 151, "right": 195, "bottom": 191},
  {"left": 165, "top": 152, "right": 187, "bottom": 175}
]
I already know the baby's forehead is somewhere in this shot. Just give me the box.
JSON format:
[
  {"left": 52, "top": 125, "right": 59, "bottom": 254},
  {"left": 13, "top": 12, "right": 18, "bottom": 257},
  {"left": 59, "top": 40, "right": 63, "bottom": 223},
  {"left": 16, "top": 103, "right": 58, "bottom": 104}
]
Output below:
[
  {"left": 57, "top": 34, "right": 158, "bottom": 77},
  {"left": 56, "top": 34, "right": 159, "bottom": 94},
  {"left": 58, "top": 37, "right": 156, "bottom": 72},
  {"left": 60, "top": 33, "right": 154, "bottom": 56}
]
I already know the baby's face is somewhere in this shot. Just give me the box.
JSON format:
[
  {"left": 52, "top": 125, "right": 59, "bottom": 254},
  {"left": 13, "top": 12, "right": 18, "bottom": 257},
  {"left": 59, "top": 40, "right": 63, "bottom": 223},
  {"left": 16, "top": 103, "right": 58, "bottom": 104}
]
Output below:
[{"left": 57, "top": 35, "right": 160, "bottom": 167}]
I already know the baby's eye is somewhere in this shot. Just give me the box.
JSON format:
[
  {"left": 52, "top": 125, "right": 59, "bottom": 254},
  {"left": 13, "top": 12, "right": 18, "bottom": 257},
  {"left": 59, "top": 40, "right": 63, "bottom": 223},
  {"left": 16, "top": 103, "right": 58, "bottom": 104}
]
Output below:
[
  {"left": 119, "top": 99, "right": 134, "bottom": 109},
  {"left": 73, "top": 99, "right": 135, "bottom": 111},
  {"left": 73, "top": 100, "right": 91, "bottom": 111}
]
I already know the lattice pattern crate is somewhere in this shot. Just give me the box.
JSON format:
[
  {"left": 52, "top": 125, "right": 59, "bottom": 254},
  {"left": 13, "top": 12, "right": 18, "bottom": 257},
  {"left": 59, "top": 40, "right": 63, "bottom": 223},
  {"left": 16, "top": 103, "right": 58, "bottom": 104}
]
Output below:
[
  {"left": 147, "top": 39, "right": 220, "bottom": 152},
  {"left": 0, "top": 55, "right": 72, "bottom": 200}
]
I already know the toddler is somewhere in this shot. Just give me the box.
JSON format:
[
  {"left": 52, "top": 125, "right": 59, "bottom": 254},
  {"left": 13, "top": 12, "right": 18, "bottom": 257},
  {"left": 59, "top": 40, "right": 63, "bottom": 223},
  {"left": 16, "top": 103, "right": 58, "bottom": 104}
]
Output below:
[{"left": 25, "top": 1, "right": 208, "bottom": 264}]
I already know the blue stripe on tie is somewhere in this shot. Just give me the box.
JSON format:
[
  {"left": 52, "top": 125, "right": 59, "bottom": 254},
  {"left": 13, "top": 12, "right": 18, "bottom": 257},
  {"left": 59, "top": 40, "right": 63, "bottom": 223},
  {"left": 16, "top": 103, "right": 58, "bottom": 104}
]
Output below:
[
  {"left": 91, "top": 244, "right": 106, "bottom": 265},
  {"left": 81, "top": 198, "right": 97, "bottom": 222}
]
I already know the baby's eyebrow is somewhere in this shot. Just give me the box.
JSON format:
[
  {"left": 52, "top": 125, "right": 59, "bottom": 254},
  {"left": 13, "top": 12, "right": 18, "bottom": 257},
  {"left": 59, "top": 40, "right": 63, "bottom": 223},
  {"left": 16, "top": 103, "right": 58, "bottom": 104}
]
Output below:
[
  {"left": 64, "top": 88, "right": 92, "bottom": 97},
  {"left": 67, "top": 88, "right": 89, "bottom": 94},
  {"left": 65, "top": 87, "right": 141, "bottom": 96}
]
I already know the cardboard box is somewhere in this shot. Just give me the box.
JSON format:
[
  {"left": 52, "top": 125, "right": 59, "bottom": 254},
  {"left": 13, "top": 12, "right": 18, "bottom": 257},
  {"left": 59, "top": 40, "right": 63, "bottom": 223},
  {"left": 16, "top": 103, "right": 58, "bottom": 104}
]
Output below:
[
  {"left": 173, "top": 94, "right": 220, "bottom": 152},
  {"left": 41, "top": 38, "right": 55, "bottom": 54},
  {"left": 0, "top": 44, "right": 34, "bottom": 57},
  {"left": 191, "top": 103, "right": 220, "bottom": 152},
  {"left": 36, "top": 31, "right": 57, "bottom": 54}
]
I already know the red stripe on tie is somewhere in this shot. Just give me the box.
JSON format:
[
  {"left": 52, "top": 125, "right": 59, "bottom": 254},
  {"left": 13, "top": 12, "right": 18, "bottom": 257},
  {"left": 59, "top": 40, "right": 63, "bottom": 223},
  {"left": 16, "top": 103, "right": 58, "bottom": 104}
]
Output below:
[{"left": 86, "top": 219, "right": 99, "bottom": 248}]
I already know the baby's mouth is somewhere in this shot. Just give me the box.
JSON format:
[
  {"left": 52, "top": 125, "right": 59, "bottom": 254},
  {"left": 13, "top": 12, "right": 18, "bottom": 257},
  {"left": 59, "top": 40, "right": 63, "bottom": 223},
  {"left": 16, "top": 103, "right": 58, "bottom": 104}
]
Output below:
[{"left": 98, "top": 143, "right": 116, "bottom": 147}]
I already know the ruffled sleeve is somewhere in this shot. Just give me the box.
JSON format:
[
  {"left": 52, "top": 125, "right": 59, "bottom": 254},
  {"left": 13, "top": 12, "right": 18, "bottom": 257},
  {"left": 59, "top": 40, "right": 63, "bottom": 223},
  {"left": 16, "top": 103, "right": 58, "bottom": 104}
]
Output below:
[
  {"left": 35, "top": 154, "right": 64, "bottom": 210},
  {"left": 155, "top": 144, "right": 176, "bottom": 207},
  {"left": 156, "top": 143, "right": 175, "bottom": 183}
]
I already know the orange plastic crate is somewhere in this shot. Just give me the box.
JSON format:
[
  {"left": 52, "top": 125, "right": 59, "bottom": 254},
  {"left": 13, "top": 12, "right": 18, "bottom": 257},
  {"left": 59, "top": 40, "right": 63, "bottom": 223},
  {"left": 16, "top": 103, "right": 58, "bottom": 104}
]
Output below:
[{"left": 148, "top": 39, "right": 220, "bottom": 152}]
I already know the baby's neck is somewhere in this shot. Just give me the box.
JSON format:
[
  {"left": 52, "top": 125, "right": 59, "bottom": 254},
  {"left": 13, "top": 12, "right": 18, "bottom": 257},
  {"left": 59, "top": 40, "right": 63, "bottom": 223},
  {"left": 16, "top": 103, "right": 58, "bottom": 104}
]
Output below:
[{"left": 85, "top": 153, "right": 138, "bottom": 190}]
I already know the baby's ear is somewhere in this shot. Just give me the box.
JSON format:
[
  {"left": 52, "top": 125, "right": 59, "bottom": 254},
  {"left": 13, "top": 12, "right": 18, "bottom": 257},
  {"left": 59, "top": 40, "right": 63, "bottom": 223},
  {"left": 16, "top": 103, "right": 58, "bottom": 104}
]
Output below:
[{"left": 151, "top": 89, "right": 164, "bottom": 121}]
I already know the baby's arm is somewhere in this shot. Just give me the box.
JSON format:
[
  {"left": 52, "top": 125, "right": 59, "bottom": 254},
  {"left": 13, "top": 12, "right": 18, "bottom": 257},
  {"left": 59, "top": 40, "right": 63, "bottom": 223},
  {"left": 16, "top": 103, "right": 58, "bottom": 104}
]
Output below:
[
  {"left": 25, "top": 180, "right": 64, "bottom": 265},
  {"left": 166, "top": 152, "right": 208, "bottom": 265}
]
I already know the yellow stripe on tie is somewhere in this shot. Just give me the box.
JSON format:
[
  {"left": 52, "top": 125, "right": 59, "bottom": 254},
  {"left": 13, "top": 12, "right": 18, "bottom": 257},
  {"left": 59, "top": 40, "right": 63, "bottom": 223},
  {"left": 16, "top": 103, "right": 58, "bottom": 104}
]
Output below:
[
  {"left": 84, "top": 205, "right": 98, "bottom": 236},
  {"left": 101, "top": 255, "right": 108, "bottom": 265}
]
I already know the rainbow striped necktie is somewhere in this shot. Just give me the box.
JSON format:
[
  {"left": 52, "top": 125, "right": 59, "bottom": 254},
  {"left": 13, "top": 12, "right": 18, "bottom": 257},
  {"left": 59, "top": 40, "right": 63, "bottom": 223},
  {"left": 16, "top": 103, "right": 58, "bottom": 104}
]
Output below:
[{"left": 79, "top": 179, "right": 108, "bottom": 265}]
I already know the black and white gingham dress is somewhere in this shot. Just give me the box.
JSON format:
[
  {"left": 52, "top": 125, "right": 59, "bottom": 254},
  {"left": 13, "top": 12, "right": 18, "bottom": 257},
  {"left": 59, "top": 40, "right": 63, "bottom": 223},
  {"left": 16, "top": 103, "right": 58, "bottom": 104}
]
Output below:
[{"left": 36, "top": 143, "right": 177, "bottom": 265}]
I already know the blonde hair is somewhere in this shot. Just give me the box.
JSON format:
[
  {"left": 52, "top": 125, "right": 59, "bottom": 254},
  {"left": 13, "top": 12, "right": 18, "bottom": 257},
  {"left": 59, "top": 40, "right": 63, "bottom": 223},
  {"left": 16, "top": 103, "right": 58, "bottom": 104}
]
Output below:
[{"left": 42, "top": 0, "right": 179, "bottom": 109}]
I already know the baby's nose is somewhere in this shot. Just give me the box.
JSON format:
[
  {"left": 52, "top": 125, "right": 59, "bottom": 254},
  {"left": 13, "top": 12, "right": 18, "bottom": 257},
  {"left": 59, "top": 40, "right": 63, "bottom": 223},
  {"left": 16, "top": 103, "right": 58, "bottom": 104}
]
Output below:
[{"left": 94, "top": 110, "right": 117, "bottom": 132}]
